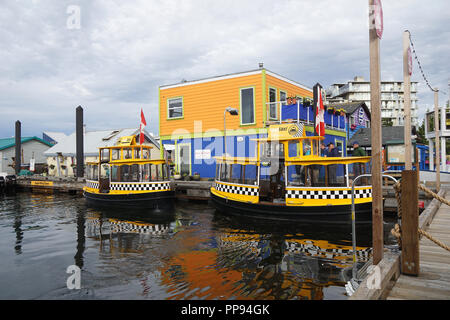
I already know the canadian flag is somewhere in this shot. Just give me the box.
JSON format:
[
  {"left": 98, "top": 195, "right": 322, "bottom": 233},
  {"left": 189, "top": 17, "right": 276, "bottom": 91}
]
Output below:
[
  {"left": 314, "top": 84, "right": 325, "bottom": 136},
  {"left": 139, "top": 108, "right": 147, "bottom": 145}
]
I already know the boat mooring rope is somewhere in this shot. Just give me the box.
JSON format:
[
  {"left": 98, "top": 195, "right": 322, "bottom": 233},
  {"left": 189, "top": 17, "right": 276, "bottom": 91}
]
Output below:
[{"left": 391, "top": 181, "right": 450, "bottom": 252}]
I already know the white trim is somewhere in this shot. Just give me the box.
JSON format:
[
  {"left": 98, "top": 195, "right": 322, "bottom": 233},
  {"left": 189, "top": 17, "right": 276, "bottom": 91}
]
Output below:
[
  {"left": 159, "top": 69, "right": 313, "bottom": 92},
  {"left": 265, "top": 70, "right": 312, "bottom": 92},
  {"left": 111, "top": 180, "right": 171, "bottom": 184},
  {"left": 160, "top": 70, "right": 262, "bottom": 89}
]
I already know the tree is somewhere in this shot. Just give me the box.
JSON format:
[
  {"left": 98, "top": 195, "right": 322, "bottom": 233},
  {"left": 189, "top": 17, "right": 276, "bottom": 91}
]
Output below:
[
  {"left": 382, "top": 118, "right": 393, "bottom": 126},
  {"left": 416, "top": 120, "right": 427, "bottom": 144}
]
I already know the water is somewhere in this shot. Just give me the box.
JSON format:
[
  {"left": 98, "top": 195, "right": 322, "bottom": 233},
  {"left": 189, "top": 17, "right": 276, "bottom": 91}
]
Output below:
[{"left": 0, "top": 192, "right": 398, "bottom": 300}]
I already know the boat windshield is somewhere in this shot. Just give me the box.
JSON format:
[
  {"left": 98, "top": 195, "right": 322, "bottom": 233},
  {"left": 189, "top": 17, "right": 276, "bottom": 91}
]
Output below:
[
  {"left": 110, "top": 163, "right": 169, "bottom": 182},
  {"left": 216, "top": 163, "right": 258, "bottom": 186},
  {"left": 286, "top": 164, "right": 348, "bottom": 187},
  {"left": 86, "top": 164, "right": 99, "bottom": 181}
]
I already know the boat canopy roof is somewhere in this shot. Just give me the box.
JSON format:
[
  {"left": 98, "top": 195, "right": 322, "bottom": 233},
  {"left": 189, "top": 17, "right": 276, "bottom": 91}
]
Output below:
[{"left": 87, "top": 159, "right": 167, "bottom": 166}]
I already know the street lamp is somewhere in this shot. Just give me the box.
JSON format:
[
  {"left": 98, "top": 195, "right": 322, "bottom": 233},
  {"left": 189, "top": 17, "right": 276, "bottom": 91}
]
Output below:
[{"left": 224, "top": 107, "right": 239, "bottom": 157}]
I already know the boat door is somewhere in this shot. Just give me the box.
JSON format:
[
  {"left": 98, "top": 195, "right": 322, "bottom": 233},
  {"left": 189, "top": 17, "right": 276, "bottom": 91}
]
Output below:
[
  {"left": 99, "top": 164, "right": 110, "bottom": 193},
  {"left": 177, "top": 143, "right": 191, "bottom": 176}
]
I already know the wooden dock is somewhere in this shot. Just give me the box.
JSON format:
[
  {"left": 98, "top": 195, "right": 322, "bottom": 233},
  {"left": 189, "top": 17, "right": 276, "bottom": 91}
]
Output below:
[{"left": 385, "top": 195, "right": 450, "bottom": 300}]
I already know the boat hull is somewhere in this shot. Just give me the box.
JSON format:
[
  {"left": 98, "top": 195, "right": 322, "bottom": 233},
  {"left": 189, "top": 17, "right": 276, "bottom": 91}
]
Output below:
[
  {"left": 84, "top": 190, "right": 175, "bottom": 209},
  {"left": 210, "top": 192, "right": 372, "bottom": 223}
]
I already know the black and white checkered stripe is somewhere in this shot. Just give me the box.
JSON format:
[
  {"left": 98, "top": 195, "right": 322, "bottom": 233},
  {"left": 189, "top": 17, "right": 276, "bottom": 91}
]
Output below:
[
  {"left": 110, "top": 220, "right": 170, "bottom": 235},
  {"left": 290, "top": 123, "right": 304, "bottom": 137},
  {"left": 110, "top": 182, "right": 171, "bottom": 191},
  {"left": 215, "top": 182, "right": 259, "bottom": 196},
  {"left": 86, "top": 180, "right": 99, "bottom": 189},
  {"left": 285, "top": 241, "right": 372, "bottom": 261},
  {"left": 286, "top": 188, "right": 371, "bottom": 200}
]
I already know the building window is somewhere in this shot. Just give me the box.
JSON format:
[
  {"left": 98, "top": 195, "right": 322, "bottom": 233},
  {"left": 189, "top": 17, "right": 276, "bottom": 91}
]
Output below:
[
  {"left": 280, "top": 91, "right": 287, "bottom": 105},
  {"left": 240, "top": 87, "right": 255, "bottom": 125},
  {"left": 167, "top": 97, "right": 183, "bottom": 119},
  {"left": 269, "top": 87, "right": 277, "bottom": 120},
  {"left": 350, "top": 115, "right": 356, "bottom": 126}
]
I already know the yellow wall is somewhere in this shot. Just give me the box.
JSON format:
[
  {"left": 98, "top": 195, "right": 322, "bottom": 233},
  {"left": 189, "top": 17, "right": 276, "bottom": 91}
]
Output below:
[
  {"left": 265, "top": 74, "right": 313, "bottom": 103},
  {"left": 160, "top": 73, "right": 263, "bottom": 137},
  {"left": 159, "top": 70, "right": 313, "bottom": 138}
]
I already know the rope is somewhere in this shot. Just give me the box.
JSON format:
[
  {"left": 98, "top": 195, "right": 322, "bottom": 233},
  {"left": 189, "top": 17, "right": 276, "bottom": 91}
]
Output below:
[
  {"left": 418, "top": 229, "right": 450, "bottom": 251},
  {"left": 390, "top": 181, "right": 450, "bottom": 252}
]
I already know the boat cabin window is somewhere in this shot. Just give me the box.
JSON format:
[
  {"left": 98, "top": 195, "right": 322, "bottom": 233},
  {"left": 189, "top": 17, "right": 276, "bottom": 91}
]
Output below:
[
  {"left": 135, "top": 148, "right": 141, "bottom": 160},
  {"left": 110, "top": 163, "right": 169, "bottom": 182},
  {"left": 260, "top": 142, "right": 284, "bottom": 159},
  {"left": 123, "top": 148, "right": 133, "bottom": 160},
  {"left": 142, "top": 148, "right": 150, "bottom": 159},
  {"left": 301, "top": 139, "right": 319, "bottom": 157},
  {"left": 87, "top": 164, "right": 99, "bottom": 181},
  {"left": 100, "top": 164, "right": 109, "bottom": 178},
  {"left": 111, "top": 149, "right": 120, "bottom": 161},
  {"left": 216, "top": 163, "right": 257, "bottom": 185},
  {"left": 100, "top": 149, "right": 110, "bottom": 163},
  {"left": 287, "top": 164, "right": 348, "bottom": 187}
]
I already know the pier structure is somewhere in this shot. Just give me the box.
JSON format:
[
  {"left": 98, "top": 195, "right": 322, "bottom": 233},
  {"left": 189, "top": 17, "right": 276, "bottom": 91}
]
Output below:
[{"left": 349, "top": 175, "right": 450, "bottom": 300}]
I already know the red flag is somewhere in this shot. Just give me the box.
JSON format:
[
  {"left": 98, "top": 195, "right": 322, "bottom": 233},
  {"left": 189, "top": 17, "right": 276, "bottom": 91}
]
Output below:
[
  {"left": 315, "top": 86, "right": 325, "bottom": 136},
  {"left": 139, "top": 108, "right": 147, "bottom": 144}
]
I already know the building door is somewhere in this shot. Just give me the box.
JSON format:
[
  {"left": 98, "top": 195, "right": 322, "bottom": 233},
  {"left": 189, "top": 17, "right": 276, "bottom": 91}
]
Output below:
[{"left": 177, "top": 143, "right": 191, "bottom": 176}]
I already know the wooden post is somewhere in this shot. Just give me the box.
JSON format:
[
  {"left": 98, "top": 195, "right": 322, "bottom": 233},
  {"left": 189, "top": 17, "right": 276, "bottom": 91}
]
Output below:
[
  {"left": 15, "top": 120, "right": 21, "bottom": 175},
  {"left": 403, "top": 31, "right": 412, "bottom": 170},
  {"left": 369, "top": 0, "right": 384, "bottom": 264},
  {"left": 401, "top": 170, "right": 419, "bottom": 276},
  {"left": 434, "top": 90, "right": 440, "bottom": 192}
]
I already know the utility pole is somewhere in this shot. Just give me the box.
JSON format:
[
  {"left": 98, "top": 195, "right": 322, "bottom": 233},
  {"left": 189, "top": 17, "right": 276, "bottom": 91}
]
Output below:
[
  {"left": 369, "top": 0, "right": 384, "bottom": 264},
  {"left": 403, "top": 31, "right": 412, "bottom": 169},
  {"left": 434, "top": 90, "right": 440, "bottom": 192}
]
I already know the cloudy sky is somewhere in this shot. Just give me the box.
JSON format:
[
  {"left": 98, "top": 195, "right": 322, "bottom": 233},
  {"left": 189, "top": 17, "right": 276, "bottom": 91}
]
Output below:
[{"left": 1, "top": 0, "right": 449, "bottom": 138}]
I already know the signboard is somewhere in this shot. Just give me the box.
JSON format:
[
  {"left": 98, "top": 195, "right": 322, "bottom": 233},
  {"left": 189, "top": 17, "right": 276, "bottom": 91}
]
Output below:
[
  {"left": 374, "top": 0, "right": 383, "bottom": 39},
  {"left": 194, "top": 149, "right": 211, "bottom": 160},
  {"left": 31, "top": 181, "right": 54, "bottom": 187},
  {"left": 268, "top": 123, "right": 304, "bottom": 140},
  {"left": 385, "top": 143, "right": 416, "bottom": 165}
]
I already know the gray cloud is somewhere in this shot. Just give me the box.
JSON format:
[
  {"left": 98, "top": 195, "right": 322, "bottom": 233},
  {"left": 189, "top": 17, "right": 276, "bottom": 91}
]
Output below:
[{"left": 0, "top": 0, "right": 449, "bottom": 138}]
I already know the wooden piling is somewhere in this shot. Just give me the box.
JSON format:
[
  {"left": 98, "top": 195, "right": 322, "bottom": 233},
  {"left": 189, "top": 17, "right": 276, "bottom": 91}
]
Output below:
[
  {"left": 368, "top": 0, "right": 383, "bottom": 264},
  {"left": 401, "top": 170, "right": 419, "bottom": 276},
  {"left": 403, "top": 31, "right": 412, "bottom": 170},
  {"left": 15, "top": 121, "right": 21, "bottom": 175},
  {"left": 76, "top": 106, "right": 84, "bottom": 178}
]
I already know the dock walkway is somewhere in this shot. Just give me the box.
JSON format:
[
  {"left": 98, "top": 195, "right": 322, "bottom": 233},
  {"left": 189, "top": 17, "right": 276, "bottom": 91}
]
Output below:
[{"left": 386, "top": 193, "right": 450, "bottom": 300}]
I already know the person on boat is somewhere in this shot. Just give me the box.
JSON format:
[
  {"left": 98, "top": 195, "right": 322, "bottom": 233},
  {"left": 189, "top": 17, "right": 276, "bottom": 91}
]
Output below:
[
  {"left": 327, "top": 142, "right": 339, "bottom": 184},
  {"left": 352, "top": 141, "right": 366, "bottom": 185},
  {"left": 320, "top": 142, "right": 327, "bottom": 157}
]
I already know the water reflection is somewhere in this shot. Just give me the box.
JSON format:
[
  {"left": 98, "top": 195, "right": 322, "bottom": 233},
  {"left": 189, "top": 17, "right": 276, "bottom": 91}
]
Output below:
[{"left": 0, "top": 193, "right": 398, "bottom": 300}]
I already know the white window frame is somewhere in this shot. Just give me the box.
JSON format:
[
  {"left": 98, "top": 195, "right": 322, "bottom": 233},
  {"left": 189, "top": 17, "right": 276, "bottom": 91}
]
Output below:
[{"left": 167, "top": 97, "right": 183, "bottom": 120}]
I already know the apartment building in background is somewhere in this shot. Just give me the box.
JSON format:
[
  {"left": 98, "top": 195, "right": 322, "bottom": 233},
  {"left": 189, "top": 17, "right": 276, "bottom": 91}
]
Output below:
[{"left": 326, "top": 76, "right": 418, "bottom": 126}]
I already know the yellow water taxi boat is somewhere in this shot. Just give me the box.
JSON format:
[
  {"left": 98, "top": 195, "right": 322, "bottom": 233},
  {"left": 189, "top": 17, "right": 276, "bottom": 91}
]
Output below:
[
  {"left": 210, "top": 123, "right": 372, "bottom": 221},
  {"left": 83, "top": 135, "right": 174, "bottom": 208}
]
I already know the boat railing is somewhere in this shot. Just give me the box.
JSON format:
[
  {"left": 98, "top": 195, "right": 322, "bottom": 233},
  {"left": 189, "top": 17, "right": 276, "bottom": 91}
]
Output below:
[{"left": 264, "top": 100, "right": 346, "bottom": 131}]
